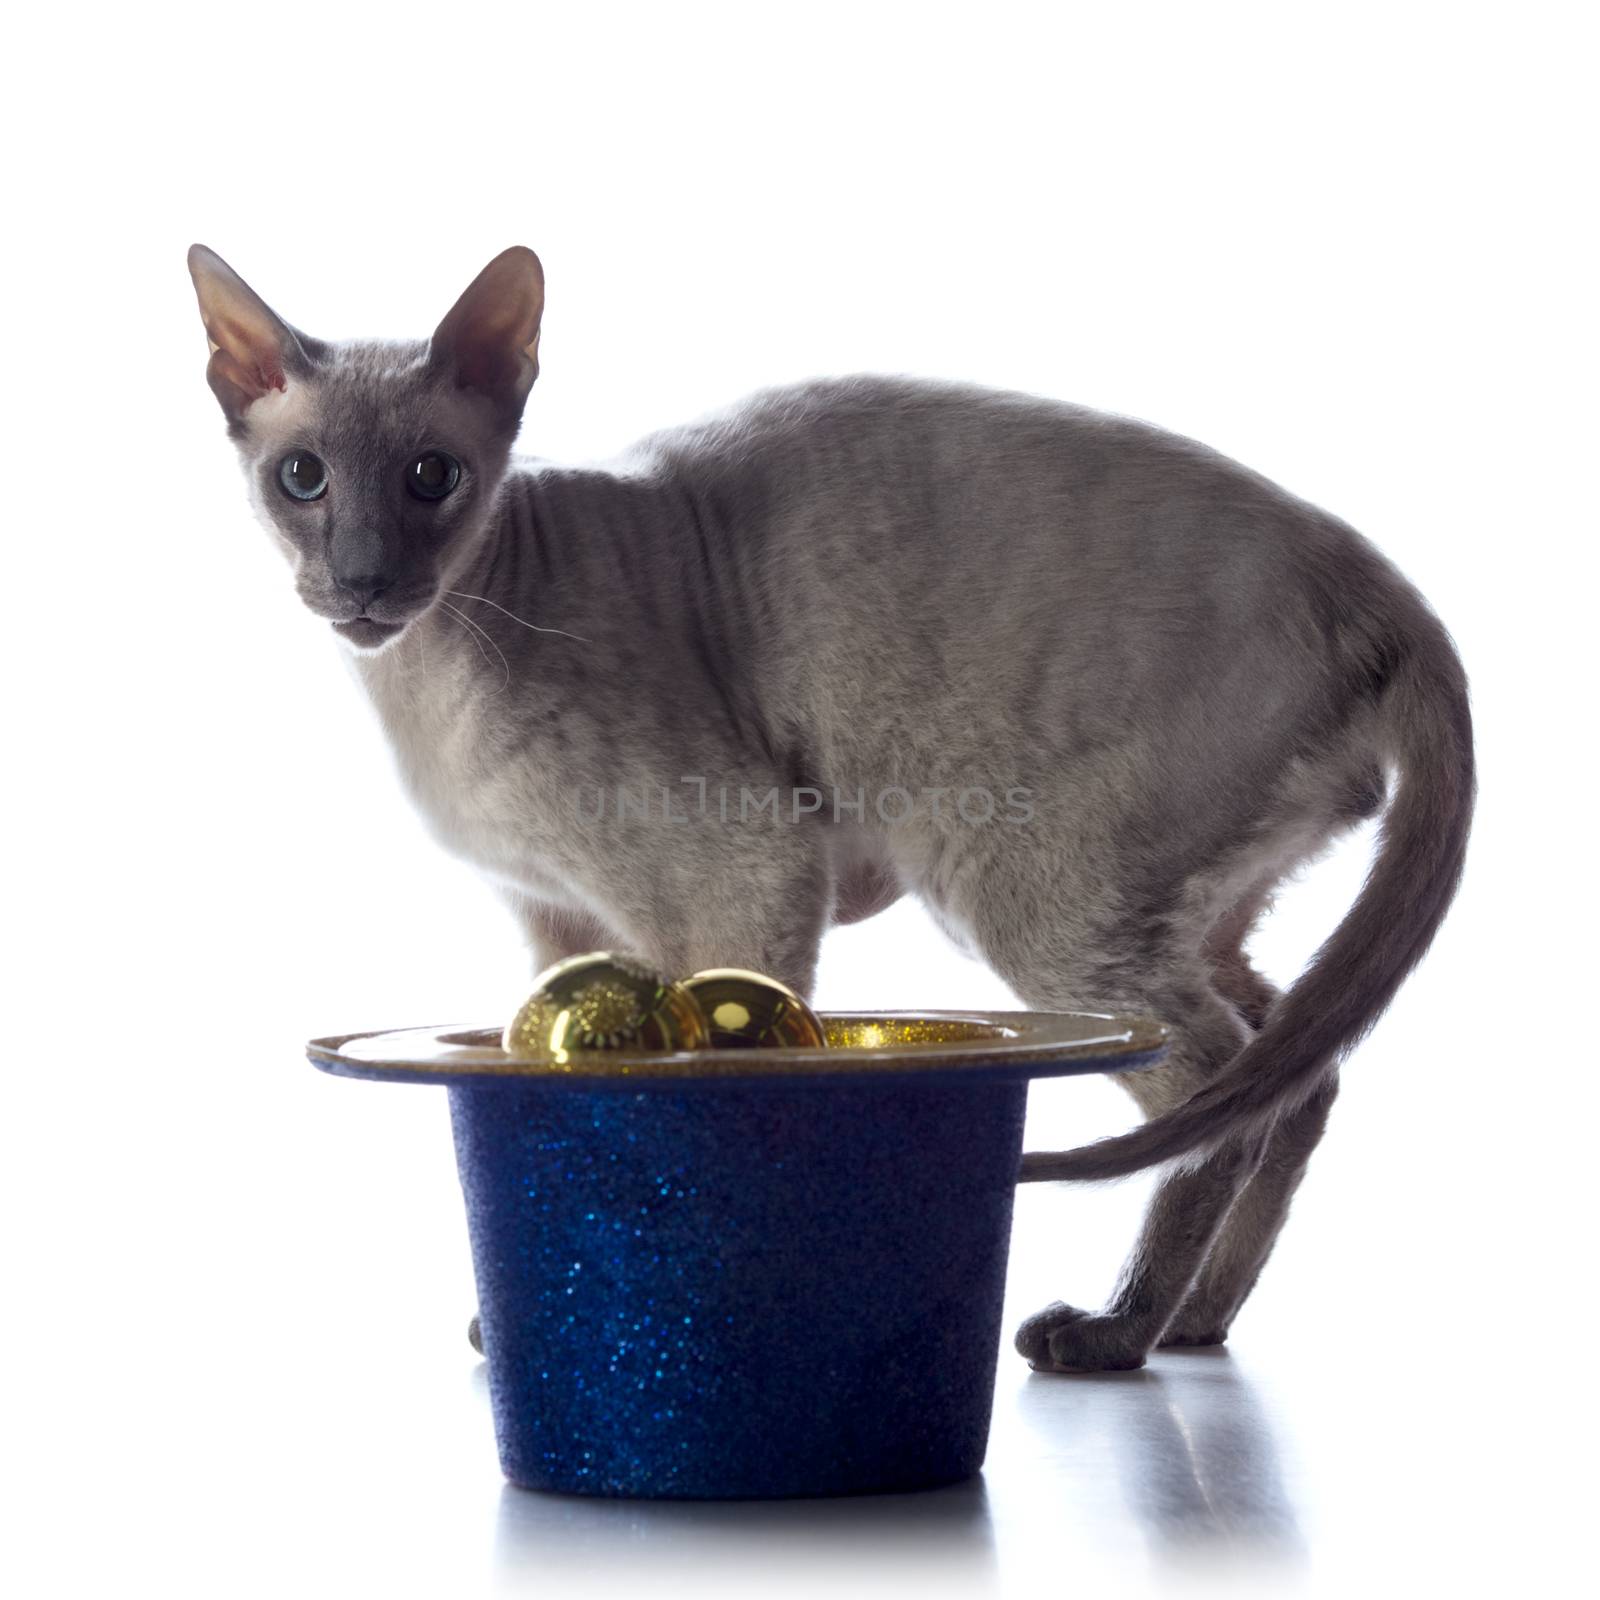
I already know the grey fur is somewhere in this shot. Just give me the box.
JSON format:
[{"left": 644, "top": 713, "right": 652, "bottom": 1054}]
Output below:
[{"left": 189, "top": 246, "right": 1474, "bottom": 1372}]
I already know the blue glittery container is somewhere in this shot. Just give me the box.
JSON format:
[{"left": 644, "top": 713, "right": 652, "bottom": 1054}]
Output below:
[{"left": 309, "top": 1011, "right": 1166, "bottom": 1500}]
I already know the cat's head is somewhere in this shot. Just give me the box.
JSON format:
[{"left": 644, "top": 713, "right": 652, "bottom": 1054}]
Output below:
[{"left": 187, "top": 245, "right": 544, "bottom": 650}]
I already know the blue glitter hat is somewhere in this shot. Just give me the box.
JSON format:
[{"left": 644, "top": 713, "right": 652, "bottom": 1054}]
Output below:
[{"left": 308, "top": 1010, "right": 1166, "bottom": 1500}]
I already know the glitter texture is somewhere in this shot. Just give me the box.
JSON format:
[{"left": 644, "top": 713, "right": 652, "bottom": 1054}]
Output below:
[{"left": 449, "top": 1074, "right": 1026, "bottom": 1498}]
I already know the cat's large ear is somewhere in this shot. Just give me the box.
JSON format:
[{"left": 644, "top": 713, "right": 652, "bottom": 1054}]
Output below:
[
  {"left": 187, "top": 245, "right": 319, "bottom": 426},
  {"left": 427, "top": 247, "right": 545, "bottom": 418}
]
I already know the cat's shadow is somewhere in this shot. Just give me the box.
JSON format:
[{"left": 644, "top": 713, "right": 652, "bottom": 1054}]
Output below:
[{"left": 485, "top": 1347, "right": 1300, "bottom": 1583}]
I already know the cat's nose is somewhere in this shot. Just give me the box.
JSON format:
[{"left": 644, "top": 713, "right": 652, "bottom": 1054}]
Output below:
[{"left": 337, "top": 575, "right": 391, "bottom": 610}]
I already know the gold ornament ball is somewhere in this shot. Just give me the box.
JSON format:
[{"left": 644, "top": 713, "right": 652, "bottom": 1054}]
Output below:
[
  {"left": 682, "top": 968, "right": 826, "bottom": 1050},
  {"left": 502, "top": 951, "right": 709, "bottom": 1063}
]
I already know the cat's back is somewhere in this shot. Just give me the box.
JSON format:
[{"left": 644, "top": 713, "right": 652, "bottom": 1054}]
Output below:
[
  {"left": 624, "top": 374, "right": 1413, "bottom": 771},
  {"left": 632, "top": 373, "right": 1323, "bottom": 549},
  {"left": 634, "top": 373, "right": 1127, "bottom": 480}
]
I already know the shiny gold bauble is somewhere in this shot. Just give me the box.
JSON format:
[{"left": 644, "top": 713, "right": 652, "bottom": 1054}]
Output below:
[
  {"left": 682, "top": 968, "right": 826, "bottom": 1050},
  {"left": 502, "top": 952, "right": 710, "bottom": 1062}
]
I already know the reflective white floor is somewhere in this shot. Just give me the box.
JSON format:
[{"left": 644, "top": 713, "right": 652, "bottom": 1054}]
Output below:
[{"left": 485, "top": 1327, "right": 1311, "bottom": 1599}]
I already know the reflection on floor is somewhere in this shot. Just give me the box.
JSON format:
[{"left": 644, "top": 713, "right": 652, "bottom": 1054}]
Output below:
[{"left": 490, "top": 1344, "right": 1309, "bottom": 1595}]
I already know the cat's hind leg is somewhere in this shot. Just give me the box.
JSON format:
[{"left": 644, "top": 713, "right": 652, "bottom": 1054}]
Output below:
[
  {"left": 1201, "top": 884, "right": 1283, "bottom": 1033},
  {"left": 986, "top": 949, "right": 1267, "bottom": 1364},
  {"left": 1157, "top": 885, "right": 1335, "bottom": 1347},
  {"left": 1010, "top": 980, "right": 1270, "bottom": 1373},
  {"left": 1157, "top": 1073, "right": 1337, "bottom": 1347},
  {"left": 953, "top": 854, "right": 1269, "bottom": 1371}
]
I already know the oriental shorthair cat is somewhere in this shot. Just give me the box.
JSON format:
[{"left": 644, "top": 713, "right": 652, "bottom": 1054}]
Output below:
[{"left": 188, "top": 244, "right": 1473, "bottom": 1372}]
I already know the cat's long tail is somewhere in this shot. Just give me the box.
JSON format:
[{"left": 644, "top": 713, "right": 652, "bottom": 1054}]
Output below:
[{"left": 1018, "top": 606, "right": 1474, "bottom": 1184}]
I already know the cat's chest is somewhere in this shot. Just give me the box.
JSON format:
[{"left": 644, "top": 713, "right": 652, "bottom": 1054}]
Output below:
[{"left": 360, "top": 650, "right": 570, "bottom": 894}]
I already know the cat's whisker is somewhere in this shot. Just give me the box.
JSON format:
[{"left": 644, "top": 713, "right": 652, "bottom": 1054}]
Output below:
[
  {"left": 436, "top": 598, "right": 493, "bottom": 671},
  {"left": 438, "top": 598, "right": 512, "bottom": 694},
  {"left": 439, "top": 599, "right": 510, "bottom": 690},
  {"left": 445, "top": 589, "right": 590, "bottom": 644},
  {"left": 447, "top": 604, "right": 510, "bottom": 694}
]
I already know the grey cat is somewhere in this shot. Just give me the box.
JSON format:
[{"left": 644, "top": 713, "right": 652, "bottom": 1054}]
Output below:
[{"left": 188, "top": 244, "right": 1473, "bottom": 1372}]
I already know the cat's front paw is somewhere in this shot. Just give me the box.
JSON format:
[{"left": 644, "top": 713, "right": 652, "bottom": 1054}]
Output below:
[{"left": 1014, "top": 1300, "right": 1149, "bottom": 1373}]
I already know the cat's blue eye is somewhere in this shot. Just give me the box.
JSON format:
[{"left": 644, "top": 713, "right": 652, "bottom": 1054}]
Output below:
[
  {"left": 278, "top": 452, "right": 328, "bottom": 502},
  {"left": 407, "top": 452, "right": 461, "bottom": 502}
]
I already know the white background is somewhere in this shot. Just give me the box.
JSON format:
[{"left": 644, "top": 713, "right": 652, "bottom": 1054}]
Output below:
[{"left": 3, "top": 4, "right": 1594, "bottom": 1597}]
